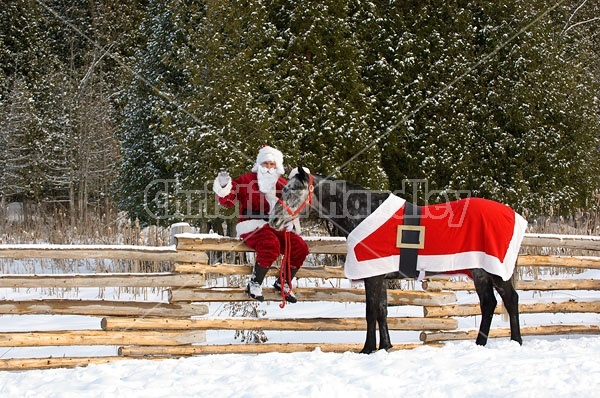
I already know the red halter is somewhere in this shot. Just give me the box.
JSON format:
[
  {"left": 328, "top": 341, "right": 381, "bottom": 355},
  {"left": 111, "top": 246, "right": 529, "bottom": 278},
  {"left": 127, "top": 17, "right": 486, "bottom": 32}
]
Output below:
[{"left": 278, "top": 173, "right": 314, "bottom": 219}]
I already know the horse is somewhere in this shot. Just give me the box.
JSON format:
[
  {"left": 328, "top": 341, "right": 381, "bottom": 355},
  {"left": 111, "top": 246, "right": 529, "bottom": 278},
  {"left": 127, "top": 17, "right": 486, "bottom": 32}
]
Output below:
[{"left": 269, "top": 166, "right": 527, "bottom": 353}]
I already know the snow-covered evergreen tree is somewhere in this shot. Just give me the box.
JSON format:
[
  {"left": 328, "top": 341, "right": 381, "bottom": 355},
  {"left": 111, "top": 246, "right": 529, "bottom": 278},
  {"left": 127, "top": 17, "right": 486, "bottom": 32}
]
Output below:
[
  {"left": 0, "top": 0, "right": 61, "bottom": 204},
  {"left": 267, "top": 0, "right": 386, "bottom": 188},
  {"left": 114, "top": 0, "right": 184, "bottom": 226},
  {"left": 363, "top": 0, "right": 599, "bottom": 215}
]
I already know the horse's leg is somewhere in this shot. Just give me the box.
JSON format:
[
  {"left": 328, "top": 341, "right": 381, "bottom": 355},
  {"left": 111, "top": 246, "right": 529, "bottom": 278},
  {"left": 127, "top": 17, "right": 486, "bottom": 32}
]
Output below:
[
  {"left": 493, "top": 274, "right": 522, "bottom": 345},
  {"left": 471, "top": 269, "right": 497, "bottom": 346},
  {"left": 377, "top": 277, "right": 393, "bottom": 351},
  {"left": 361, "top": 276, "right": 383, "bottom": 354}
]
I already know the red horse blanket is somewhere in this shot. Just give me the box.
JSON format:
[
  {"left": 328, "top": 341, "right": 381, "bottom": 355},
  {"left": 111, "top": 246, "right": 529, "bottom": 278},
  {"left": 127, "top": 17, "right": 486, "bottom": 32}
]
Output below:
[{"left": 345, "top": 194, "right": 527, "bottom": 281}]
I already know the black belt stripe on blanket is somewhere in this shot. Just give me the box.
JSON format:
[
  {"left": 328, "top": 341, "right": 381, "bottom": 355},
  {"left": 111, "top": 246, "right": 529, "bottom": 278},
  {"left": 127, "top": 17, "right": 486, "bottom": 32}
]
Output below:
[{"left": 398, "top": 202, "right": 422, "bottom": 278}]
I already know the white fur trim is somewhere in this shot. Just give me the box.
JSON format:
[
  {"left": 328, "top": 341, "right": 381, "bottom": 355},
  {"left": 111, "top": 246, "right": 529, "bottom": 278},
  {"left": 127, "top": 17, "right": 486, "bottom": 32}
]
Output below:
[
  {"left": 235, "top": 220, "right": 268, "bottom": 237},
  {"left": 345, "top": 194, "right": 406, "bottom": 279},
  {"left": 212, "top": 178, "right": 232, "bottom": 197},
  {"left": 251, "top": 146, "right": 284, "bottom": 175}
]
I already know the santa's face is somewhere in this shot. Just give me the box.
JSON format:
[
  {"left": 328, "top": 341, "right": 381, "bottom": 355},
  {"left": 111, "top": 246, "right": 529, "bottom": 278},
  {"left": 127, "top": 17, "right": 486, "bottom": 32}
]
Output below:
[
  {"left": 260, "top": 160, "right": 277, "bottom": 170},
  {"left": 257, "top": 161, "right": 279, "bottom": 194}
]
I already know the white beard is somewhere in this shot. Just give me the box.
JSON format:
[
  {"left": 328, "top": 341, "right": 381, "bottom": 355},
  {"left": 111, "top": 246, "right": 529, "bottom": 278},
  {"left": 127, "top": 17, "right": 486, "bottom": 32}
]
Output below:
[{"left": 257, "top": 167, "right": 279, "bottom": 211}]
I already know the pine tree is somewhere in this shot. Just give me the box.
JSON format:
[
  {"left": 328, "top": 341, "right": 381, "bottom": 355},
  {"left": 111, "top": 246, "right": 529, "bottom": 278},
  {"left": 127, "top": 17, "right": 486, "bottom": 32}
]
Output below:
[
  {"left": 114, "top": 0, "right": 180, "bottom": 226},
  {"left": 180, "top": 1, "right": 388, "bottom": 189},
  {"left": 229, "top": 0, "right": 387, "bottom": 188},
  {"left": 0, "top": 0, "right": 62, "bottom": 206}
]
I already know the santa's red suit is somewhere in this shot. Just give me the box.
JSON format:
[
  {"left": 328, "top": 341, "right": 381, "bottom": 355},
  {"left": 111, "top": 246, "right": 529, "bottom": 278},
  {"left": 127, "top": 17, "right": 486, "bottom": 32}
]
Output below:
[{"left": 215, "top": 171, "right": 308, "bottom": 269}]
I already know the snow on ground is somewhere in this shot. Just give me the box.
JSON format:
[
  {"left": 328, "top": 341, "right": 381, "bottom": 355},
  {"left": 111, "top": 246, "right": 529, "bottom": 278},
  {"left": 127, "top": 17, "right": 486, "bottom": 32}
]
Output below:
[
  {"left": 0, "top": 337, "right": 598, "bottom": 398},
  {"left": 0, "top": 265, "right": 598, "bottom": 397}
]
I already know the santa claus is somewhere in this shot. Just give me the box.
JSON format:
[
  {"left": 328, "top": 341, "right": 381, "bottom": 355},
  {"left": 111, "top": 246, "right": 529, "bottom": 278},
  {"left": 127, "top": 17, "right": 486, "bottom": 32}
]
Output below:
[{"left": 213, "top": 146, "right": 309, "bottom": 302}]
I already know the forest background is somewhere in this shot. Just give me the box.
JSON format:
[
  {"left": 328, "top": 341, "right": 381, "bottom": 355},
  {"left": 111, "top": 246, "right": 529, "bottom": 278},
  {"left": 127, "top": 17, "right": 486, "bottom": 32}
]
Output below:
[{"left": 1, "top": 0, "right": 599, "bottom": 241}]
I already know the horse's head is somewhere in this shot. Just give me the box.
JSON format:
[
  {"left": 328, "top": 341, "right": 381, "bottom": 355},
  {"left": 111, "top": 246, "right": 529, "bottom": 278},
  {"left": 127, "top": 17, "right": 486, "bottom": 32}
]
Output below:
[{"left": 269, "top": 166, "right": 313, "bottom": 230}]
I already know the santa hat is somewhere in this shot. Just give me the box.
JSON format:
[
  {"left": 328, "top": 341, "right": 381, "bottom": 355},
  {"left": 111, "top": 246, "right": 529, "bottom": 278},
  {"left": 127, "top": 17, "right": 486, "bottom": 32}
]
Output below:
[{"left": 251, "top": 145, "right": 285, "bottom": 175}]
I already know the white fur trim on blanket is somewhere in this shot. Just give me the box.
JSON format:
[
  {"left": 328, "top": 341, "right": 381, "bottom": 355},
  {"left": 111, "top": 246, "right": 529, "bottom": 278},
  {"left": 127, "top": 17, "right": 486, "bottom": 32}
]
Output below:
[{"left": 345, "top": 194, "right": 405, "bottom": 280}]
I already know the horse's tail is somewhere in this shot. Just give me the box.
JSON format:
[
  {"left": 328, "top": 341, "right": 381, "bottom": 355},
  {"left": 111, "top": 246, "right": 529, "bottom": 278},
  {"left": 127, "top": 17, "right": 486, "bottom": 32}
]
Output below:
[
  {"left": 501, "top": 265, "right": 520, "bottom": 321},
  {"left": 510, "top": 268, "right": 518, "bottom": 288}
]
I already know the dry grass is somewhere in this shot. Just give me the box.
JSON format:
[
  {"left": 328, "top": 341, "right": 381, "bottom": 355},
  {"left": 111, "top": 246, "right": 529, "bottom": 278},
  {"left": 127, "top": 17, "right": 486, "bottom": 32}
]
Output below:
[
  {"left": 0, "top": 208, "right": 171, "bottom": 275},
  {"left": 517, "top": 210, "right": 600, "bottom": 279}
]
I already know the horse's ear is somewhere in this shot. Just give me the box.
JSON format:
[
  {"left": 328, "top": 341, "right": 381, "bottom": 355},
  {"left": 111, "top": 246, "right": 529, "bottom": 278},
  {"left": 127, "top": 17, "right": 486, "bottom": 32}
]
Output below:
[{"left": 297, "top": 164, "right": 307, "bottom": 180}]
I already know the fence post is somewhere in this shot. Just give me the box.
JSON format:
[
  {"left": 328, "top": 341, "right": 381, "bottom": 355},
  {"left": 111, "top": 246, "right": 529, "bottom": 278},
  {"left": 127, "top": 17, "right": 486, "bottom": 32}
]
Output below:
[{"left": 170, "top": 222, "right": 191, "bottom": 245}]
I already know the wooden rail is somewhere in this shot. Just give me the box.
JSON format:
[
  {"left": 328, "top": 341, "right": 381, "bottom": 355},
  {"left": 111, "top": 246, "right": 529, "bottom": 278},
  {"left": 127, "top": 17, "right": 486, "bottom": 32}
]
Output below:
[
  {"left": 423, "top": 300, "right": 600, "bottom": 317},
  {"left": 0, "top": 330, "right": 207, "bottom": 347},
  {"left": 0, "top": 357, "right": 129, "bottom": 371},
  {"left": 0, "top": 273, "right": 205, "bottom": 288},
  {"left": 174, "top": 255, "right": 600, "bottom": 274},
  {"left": 0, "top": 244, "right": 208, "bottom": 263},
  {"left": 174, "top": 262, "right": 344, "bottom": 277},
  {"left": 420, "top": 325, "right": 600, "bottom": 343},
  {"left": 175, "top": 236, "right": 348, "bottom": 254},
  {"left": 520, "top": 234, "right": 600, "bottom": 251},
  {"left": 422, "top": 278, "right": 600, "bottom": 292},
  {"left": 175, "top": 233, "right": 600, "bottom": 252},
  {"left": 101, "top": 316, "right": 458, "bottom": 332},
  {"left": 0, "top": 300, "right": 207, "bottom": 317},
  {"left": 168, "top": 286, "right": 456, "bottom": 306},
  {"left": 117, "top": 342, "right": 434, "bottom": 358}
]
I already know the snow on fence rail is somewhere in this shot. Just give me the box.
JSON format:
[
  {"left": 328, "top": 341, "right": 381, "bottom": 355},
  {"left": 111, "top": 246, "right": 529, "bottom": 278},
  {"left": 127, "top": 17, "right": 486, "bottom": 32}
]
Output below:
[{"left": 0, "top": 231, "right": 598, "bottom": 370}]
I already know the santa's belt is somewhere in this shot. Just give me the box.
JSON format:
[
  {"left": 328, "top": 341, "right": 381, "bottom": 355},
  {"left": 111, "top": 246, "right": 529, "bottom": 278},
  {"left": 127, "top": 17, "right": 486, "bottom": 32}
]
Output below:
[
  {"left": 397, "top": 202, "right": 424, "bottom": 278},
  {"left": 242, "top": 209, "right": 269, "bottom": 221}
]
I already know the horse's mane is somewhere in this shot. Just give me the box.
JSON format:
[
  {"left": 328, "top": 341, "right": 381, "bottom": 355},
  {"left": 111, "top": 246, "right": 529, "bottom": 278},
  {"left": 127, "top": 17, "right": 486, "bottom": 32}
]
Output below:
[
  {"left": 309, "top": 174, "right": 390, "bottom": 237},
  {"left": 313, "top": 174, "right": 391, "bottom": 201},
  {"left": 312, "top": 174, "right": 379, "bottom": 192}
]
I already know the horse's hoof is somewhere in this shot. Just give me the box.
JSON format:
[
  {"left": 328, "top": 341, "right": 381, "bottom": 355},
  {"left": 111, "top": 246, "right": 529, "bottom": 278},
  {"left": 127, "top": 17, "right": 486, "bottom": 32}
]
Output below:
[{"left": 359, "top": 348, "right": 376, "bottom": 354}]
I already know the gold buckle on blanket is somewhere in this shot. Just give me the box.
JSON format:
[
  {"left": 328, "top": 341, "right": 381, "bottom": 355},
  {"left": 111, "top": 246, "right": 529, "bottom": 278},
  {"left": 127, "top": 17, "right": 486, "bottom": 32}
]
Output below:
[{"left": 396, "top": 225, "right": 425, "bottom": 249}]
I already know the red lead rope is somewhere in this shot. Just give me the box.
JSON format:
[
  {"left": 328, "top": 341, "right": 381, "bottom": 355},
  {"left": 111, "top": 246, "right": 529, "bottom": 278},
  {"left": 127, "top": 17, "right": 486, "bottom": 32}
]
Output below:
[
  {"left": 279, "top": 230, "right": 292, "bottom": 309},
  {"left": 277, "top": 173, "right": 314, "bottom": 309}
]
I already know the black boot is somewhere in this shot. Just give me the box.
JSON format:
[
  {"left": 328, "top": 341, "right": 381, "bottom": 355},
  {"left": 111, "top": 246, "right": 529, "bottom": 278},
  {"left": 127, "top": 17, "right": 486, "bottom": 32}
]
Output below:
[
  {"left": 274, "top": 268, "right": 299, "bottom": 303},
  {"left": 246, "top": 264, "right": 269, "bottom": 301}
]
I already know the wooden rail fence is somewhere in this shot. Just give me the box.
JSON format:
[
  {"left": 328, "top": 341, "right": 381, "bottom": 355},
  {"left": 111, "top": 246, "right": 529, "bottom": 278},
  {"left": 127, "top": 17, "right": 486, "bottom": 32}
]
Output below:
[{"left": 0, "top": 231, "right": 598, "bottom": 370}]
